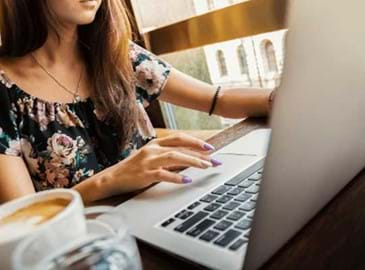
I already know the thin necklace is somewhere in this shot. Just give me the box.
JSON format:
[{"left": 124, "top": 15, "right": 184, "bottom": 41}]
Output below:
[{"left": 30, "top": 54, "right": 83, "bottom": 103}]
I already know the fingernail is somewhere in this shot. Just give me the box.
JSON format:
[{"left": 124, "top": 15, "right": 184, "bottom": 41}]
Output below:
[
  {"left": 203, "top": 143, "right": 215, "bottom": 151},
  {"left": 182, "top": 176, "right": 192, "bottom": 184},
  {"left": 211, "top": 158, "right": 223, "bottom": 167}
]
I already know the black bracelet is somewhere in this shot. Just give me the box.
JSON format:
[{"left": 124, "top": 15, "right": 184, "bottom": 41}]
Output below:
[
  {"left": 268, "top": 89, "right": 276, "bottom": 111},
  {"left": 209, "top": 86, "right": 221, "bottom": 116},
  {"left": 269, "top": 89, "right": 276, "bottom": 103}
]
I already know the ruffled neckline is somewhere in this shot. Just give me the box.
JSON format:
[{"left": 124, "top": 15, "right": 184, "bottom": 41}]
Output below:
[{"left": 0, "top": 69, "right": 91, "bottom": 106}]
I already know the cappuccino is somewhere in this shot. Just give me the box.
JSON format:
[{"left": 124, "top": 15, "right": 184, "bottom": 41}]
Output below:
[
  {"left": 0, "top": 189, "right": 85, "bottom": 270},
  {"left": 0, "top": 198, "right": 70, "bottom": 242}
]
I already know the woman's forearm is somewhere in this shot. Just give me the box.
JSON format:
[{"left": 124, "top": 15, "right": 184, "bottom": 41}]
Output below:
[
  {"left": 160, "top": 69, "right": 273, "bottom": 119},
  {"left": 72, "top": 168, "right": 116, "bottom": 205},
  {"left": 214, "top": 88, "right": 273, "bottom": 118},
  {"left": 72, "top": 132, "right": 217, "bottom": 205}
]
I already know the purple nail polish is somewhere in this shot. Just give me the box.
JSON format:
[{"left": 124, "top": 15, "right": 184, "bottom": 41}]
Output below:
[
  {"left": 203, "top": 143, "right": 215, "bottom": 151},
  {"left": 182, "top": 176, "right": 193, "bottom": 184},
  {"left": 211, "top": 158, "right": 223, "bottom": 167}
]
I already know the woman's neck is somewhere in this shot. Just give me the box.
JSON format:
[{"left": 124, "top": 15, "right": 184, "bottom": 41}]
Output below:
[{"left": 32, "top": 24, "right": 82, "bottom": 67}]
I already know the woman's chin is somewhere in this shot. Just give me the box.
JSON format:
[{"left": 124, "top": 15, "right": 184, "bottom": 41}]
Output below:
[{"left": 71, "top": 14, "right": 98, "bottom": 25}]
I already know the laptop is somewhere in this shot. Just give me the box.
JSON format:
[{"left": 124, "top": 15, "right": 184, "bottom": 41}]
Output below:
[{"left": 113, "top": 1, "right": 365, "bottom": 269}]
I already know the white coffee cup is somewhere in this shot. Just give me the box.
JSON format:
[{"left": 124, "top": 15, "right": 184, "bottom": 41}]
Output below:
[
  {"left": 0, "top": 189, "right": 86, "bottom": 270},
  {"left": 12, "top": 211, "right": 142, "bottom": 270}
]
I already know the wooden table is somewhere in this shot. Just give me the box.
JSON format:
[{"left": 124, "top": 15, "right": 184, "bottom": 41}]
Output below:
[{"left": 99, "top": 118, "right": 365, "bottom": 270}]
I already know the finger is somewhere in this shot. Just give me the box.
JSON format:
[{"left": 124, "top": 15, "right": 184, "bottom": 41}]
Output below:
[
  {"left": 166, "top": 156, "right": 222, "bottom": 171},
  {"left": 163, "top": 147, "right": 211, "bottom": 161},
  {"left": 165, "top": 165, "right": 189, "bottom": 171},
  {"left": 150, "top": 151, "right": 213, "bottom": 169},
  {"left": 156, "top": 133, "right": 215, "bottom": 152},
  {"left": 150, "top": 169, "right": 193, "bottom": 184},
  {"left": 163, "top": 147, "right": 223, "bottom": 167},
  {"left": 139, "top": 144, "right": 213, "bottom": 164}
]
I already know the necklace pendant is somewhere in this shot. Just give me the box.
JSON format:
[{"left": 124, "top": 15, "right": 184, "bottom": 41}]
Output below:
[{"left": 73, "top": 95, "right": 82, "bottom": 103}]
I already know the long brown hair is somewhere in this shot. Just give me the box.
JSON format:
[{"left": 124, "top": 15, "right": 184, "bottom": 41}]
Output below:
[{"left": 0, "top": 0, "right": 137, "bottom": 150}]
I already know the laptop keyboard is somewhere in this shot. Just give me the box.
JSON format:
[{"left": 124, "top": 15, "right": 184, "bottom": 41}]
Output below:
[{"left": 160, "top": 168, "right": 263, "bottom": 252}]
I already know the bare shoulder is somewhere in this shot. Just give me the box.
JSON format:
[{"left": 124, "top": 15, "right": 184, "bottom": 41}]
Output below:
[
  {"left": 0, "top": 56, "right": 18, "bottom": 66},
  {"left": 0, "top": 56, "right": 32, "bottom": 82},
  {"left": 0, "top": 57, "right": 18, "bottom": 74},
  {"left": 0, "top": 57, "right": 10, "bottom": 70}
]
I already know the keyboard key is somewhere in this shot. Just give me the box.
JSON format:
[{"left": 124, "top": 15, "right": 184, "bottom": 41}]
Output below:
[
  {"left": 175, "top": 210, "right": 194, "bottom": 220},
  {"left": 246, "top": 211, "right": 255, "bottom": 219},
  {"left": 187, "top": 201, "right": 201, "bottom": 210},
  {"left": 174, "top": 212, "right": 208, "bottom": 233},
  {"left": 161, "top": 218, "right": 175, "bottom": 227},
  {"left": 225, "top": 175, "right": 245, "bottom": 186},
  {"left": 229, "top": 239, "right": 248, "bottom": 251},
  {"left": 245, "top": 185, "right": 260, "bottom": 194},
  {"left": 235, "top": 219, "right": 252, "bottom": 230},
  {"left": 187, "top": 219, "right": 215, "bottom": 237},
  {"left": 235, "top": 194, "right": 251, "bottom": 202},
  {"left": 214, "top": 220, "right": 233, "bottom": 231},
  {"left": 211, "top": 210, "right": 229, "bottom": 220},
  {"left": 238, "top": 180, "right": 255, "bottom": 188},
  {"left": 214, "top": 229, "right": 242, "bottom": 247},
  {"left": 227, "top": 211, "right": 245, "bottom": 221},
  {"left": 248, "top": 173, "right": 262, "bottom": 181},
  {"left": 239, "top": 201, "right": 256, "bottom": 211},
  {"left": 200, "top": 230, "right": 220, "bottom": 242},
  {"left": 227, "top": 187, "right": 244, "bottom": 196},
  {"left": 200, "top": 194, "right": 218, "bottom": 203},
  {"left": 212, "top": 185, "right": 231, "bottom": 195},
  {"left": 223, "top": 202, "right": 240, "bottom": 211},
  {"left": 251, "top": 194, "right": 259, "bottom": 202},
  {"left": 216, "top": 195, "right": 233, "bottom": 204},
  {"left": 204, "top": 203, "right": 221, "bottom": 212}
]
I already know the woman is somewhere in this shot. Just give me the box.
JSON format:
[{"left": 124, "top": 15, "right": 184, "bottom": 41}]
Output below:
[{"left": 0, "top": 0, "right": 274, "bottom": 204}]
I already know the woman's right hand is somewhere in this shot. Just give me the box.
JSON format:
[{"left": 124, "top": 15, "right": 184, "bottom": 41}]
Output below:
[{"left": 106, "top": 133, "right": 222, "bottom": 194}]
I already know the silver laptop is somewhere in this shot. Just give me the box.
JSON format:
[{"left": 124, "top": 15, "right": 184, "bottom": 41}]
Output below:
[{"left": 114, "top": 1, "right": 365, "bottom": 269}]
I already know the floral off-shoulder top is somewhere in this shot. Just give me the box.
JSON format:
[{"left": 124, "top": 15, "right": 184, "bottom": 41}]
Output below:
[{"left": 0, "top": 43, "right": 171, "bottom": 191}]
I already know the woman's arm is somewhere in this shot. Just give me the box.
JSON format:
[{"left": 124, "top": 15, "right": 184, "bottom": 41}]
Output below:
[
  {"left": 0, "top": 154, "right": 124, "bottom": 205},
  {"left": 159, "top": 68, "right": 273, "bottom": 118},
  {"left": 0, "top": 155, "right": 120, "bottom": 205},
  {"left": 74, "top": 133, "right": 216, "bottom": 205},
  {"left": 0, "top": 134, "right": 218, "bottom": 205},
  {"left": 0, "top": 155, "right": 35, "bottom": 203}
]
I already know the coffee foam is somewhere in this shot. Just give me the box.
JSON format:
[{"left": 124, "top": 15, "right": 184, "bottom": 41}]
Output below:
[{"left": 0, "top": 198, "right": 70, "bottom": 243}]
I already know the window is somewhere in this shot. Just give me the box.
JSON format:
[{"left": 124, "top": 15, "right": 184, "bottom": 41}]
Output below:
[
  {"left": 160, "top": 33, "right": 286, "bottom": 129},
  {"left": 263, "top": 40, "right": 278, "bottom": 73},
  {"left": 131, "top": 0, "right": 198, "bottom": 32},
  {"left": 129, "top": 0, "right": 287, "bottom": 130},
  {"left": 131, "top": 0, "right": 249, "bottom": 31},
  {"left": 207, "top": 0, "right": 215, "bottom": 10},
  {"left": 237, "top": 44, "right": 249, "bottom": 75},
  {"left": 216, "top": 50, "right": 228, "bottom": 77}
]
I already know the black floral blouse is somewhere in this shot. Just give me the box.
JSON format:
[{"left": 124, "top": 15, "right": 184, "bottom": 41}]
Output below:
[{"left": 0, "top": 43, "right": 171, "bottom": 191}]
